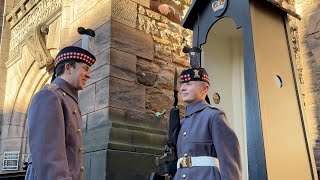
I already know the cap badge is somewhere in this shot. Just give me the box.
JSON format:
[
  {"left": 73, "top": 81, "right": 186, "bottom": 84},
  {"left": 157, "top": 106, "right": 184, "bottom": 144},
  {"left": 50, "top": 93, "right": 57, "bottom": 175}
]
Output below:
[{"left": 193, "top": 69, "right": 200, "bottom": 78}]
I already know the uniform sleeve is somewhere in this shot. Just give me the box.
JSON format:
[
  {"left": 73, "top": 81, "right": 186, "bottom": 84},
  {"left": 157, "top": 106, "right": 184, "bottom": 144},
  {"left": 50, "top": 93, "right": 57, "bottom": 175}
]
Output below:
[
  {"left": 211, "top": 111, "right": 242, "bottom": 180},
  {"left": 28, "top": 90, "right": 71, "bottom": 180}
]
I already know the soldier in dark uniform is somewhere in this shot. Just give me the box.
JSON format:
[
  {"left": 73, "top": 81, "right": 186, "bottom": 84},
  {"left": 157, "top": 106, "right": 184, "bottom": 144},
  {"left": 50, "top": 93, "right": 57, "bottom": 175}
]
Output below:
[
  {"left": 25, "top": 46, "right": 96, "bottom": 180},
  {"left": 174, "top": 67, "right": 242, "bottom": 180}
]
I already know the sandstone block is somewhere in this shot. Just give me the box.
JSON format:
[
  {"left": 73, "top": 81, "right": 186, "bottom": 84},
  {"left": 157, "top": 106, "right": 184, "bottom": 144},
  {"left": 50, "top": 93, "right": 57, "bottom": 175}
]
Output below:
[
  {"left": 146, "top": 87, "right": 171, "bottom": 113},
  {"left": 94, "top": 21, "right": 111, "bottom": 55},
  {"left": 112, "top": 0, "right": 137, "bottom": 28},
  {"left": 111, "top": 21, "right": 154, "bottom": 60},
  {"left": 137, "top": 57, "right": 160, "bottom": 73},
  {"left": 95, "top": 77, "right": 110, "bottom": 110},
  {"left": 132, "top": 0, "right": 150, "bottom": 7},
  {"left": 109, "top": 48, "right": 137, "bottom": 81},
  {"left": 109, "top": 77, "right": 145, "bottom": 111},
  {"left": 86, "top": 64, "right": 110, "bottom": 87},
  {"left": 73, "top": 0, "right": 99, "bottom": 20},
  {"left": 137, "top": 70, "right": 158, "bottom": 86},
  {"left": 79, "top": 83, "right": 95, "bottom": 115},
  {"left": 85, "top": 0, "right": 112, "bottom": 30},
  {"left": 312, "top": 46, "right": 320, "bottom": 67},
  {"left": 82, "top": 115, "right": 87, "bottom": 132},
  {"left": 91, "top": 49, "right": 110, "bottom": 72},
  {"left": 87, "top": 108, "right": 111, "bottom": 131},
  {"left": 106, "top": 107, "right": 125, "bottom": 123}
]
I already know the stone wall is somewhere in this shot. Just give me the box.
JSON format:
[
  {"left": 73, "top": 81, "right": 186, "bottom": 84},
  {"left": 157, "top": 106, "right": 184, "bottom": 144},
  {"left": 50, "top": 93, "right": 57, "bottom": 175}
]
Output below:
[
  {"left": 0, "top": 0, "right": 18, "bottom": 151},
  {"left": 73, "top": 0, "right": 193, "bottom": 178},
  {"left": 294, "top": 0, "right": 320, "bottom": 171},
  {"left": 0, "top": 0, "right": 193, "bottom": 178}
]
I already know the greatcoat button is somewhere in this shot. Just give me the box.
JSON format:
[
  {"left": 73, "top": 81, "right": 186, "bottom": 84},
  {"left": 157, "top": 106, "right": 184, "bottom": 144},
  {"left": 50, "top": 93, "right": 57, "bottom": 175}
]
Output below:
[
  {"left": 77, "top": 128, "right": 81, "bottom": 133},
  {"left": 73, "top": 110, "right": 77, "bottom": 114},
  {"left": 79, "top": 147, "right": 83, "bottom": 152},
  {"left": 80, "top": 166, "right": 85, "bottom": 171},
  {"left": 183, "top": 132, "right": 187, "bottom": 136},
  {"left": 182, "top": 174, "right": 186, "bottom": 179},
  {"left": 63, "top": 92, "right": 66, "bottom": 96}
]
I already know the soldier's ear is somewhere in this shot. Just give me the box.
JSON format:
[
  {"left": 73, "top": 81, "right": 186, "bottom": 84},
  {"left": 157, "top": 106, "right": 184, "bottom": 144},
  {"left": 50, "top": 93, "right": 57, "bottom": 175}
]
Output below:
[
  {"left": 64, "top": 63, "right": 72, "bottom": 74},
  {"left": 202, "top": 83, "right": 209, "bottom": 94}
]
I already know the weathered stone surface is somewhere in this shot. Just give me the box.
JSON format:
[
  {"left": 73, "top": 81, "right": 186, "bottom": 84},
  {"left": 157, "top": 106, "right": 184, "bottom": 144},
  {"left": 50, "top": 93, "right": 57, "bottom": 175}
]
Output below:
[
  {"left": 153, "top": 36, "right": 171, "bottom": 45},
  {"left": 173, "top": 56, "right": 189, "bottom": 67},
  {"left": 138, "top": 14, "right": 159, "bottom": 36},
  {"left": 108, "top": 107, "right": 126, "bottom": 123},
  {"left": 82, "top": 115, "right": 87, "bottom": 133},
  {"left": 265, "top": 0, "right": 296, "bottom": 15},
  {"left": 109, "top": 77, "right": 145, "bottom": 111},
  {"left": 109, "top": 48, "right": 137, "bottom": 81},
  {"left": 132, "top": 0, "right": 150, "bottom": 8},
  {"left": 111, "top": 20, "right": 154, "bottom": 60},
  {"left": 155, "top": 70, "right": 174, "bottom": 90},
  {"left": 137, "top": 70, "right": 158, "bottom": 86},
  {"left": 83, "top": 153, "right": 91, "bottom": 180},
  {"left": 112, "top": 0, "right": 137, "bottom": 28},
  {"left": 87, "top": 108, "right": 111, "bottom": 131},
  {"left": 94, "top": 22, "right": 111, "bottom": 56},
  {"left": 86, "top": 64, "right": 110, "bottom": 87},
  {"left": 110, "top": 48, "right": 136, "bottom": 69},
  {"left": 125, "top": 110, "right": 166, "bottom": 129},
  {"left": 83, "top": 127, "right": 111, "bottom": 152},
  {"left": 132, "top": 130, "right": 166, "bottom": 149},
  {"left": 73, "top": 0, "right": 99, "bottom": 20},
  {"left": 85, "top": 0, "right": 112, "bottom": 30},
  {"left": 146, "top": 9, "right": 161, "bottom": 21},
  {"left": 138, "top": 5, "right": 146, "bottom": 15},
  {"left": 146, "top": 87, "right": 171, "bottom": 113},
  {"left": 137, "top": 57, "right": 160, "bottom": 73},
  {"left": 154, "top": 43, "right": 173, "bottom": 62},
  {"left": 79, "top": 84, "right": 95, "bottom": 115},
  {"left": 91, "top": 49, "right": 110, "bottom": 72},
  {"left": 110, "top": 127, "right": 133, "bottom": 145},
  {"left": 8, "top": 0, "right": 62, "bottom": 48},
  {"left": 106, "top": 150, "right": 161, "bottom": 180},
  {"left": 2, "top": 111, "right": 27, "bottom": 126},
  {"left": 6, "top": 124, "right": 25, "bottom": 138},
  {"left": 0, "top": 138, "right": 22, "bottom": 152},
  {"left": 95, "top": 77, "right": 110, "bottom": 110},
  {"left": 295, "top": 1, "right": 320, "bottom": 171},
  {"left": 312, "top": 46, "right": 320, "bottom": 67},
  {"left": 90, "top": 150, "right": 107, "bottom": 180}
]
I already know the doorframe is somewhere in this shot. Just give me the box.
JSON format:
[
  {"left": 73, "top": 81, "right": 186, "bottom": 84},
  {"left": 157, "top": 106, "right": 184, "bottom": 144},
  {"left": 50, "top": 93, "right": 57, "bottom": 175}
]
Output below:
[{"left": 182, "top": 0, "right": 268, "bottom": 179}]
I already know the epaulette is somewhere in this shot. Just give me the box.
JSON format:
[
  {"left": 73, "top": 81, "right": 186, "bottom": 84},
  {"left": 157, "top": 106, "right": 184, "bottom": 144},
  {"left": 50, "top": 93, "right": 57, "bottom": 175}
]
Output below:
[
  {"left": 208, "top": 106, "right": 221, "bottom": 112},
  {"left": 44, "top": 83, "right": 59, "bottom": 91}
]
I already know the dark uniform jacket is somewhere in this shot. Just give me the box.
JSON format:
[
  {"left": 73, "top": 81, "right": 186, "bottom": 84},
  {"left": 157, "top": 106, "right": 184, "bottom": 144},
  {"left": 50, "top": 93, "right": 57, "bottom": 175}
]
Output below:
[
  {"left": 173, "top": 100, "right": 241, "bottom": 180},
  {"left": 25, "top": 77, "right": 85, "bottom": 180}
]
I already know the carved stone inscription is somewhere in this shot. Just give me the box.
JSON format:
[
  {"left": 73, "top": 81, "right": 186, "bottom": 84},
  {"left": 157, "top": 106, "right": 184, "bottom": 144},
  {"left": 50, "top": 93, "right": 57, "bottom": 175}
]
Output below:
[{"left": 9, "top": 0, "right": 62, "bottom": 52}]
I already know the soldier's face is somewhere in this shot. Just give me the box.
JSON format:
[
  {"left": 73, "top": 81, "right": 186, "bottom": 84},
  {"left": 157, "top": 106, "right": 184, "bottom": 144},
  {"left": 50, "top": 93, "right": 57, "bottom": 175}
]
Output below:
[
  {"left": 70, "top": 62, "right": 91, "bottom": 90},
  {"left": 180, "top": 81, "right": 208, "bottom": 104}
]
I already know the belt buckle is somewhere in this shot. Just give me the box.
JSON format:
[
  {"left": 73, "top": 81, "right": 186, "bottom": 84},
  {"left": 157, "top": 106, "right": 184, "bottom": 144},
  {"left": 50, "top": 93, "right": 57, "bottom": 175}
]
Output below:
[{"left": 180, "top": 156, "right": 192, "bottom": 168}]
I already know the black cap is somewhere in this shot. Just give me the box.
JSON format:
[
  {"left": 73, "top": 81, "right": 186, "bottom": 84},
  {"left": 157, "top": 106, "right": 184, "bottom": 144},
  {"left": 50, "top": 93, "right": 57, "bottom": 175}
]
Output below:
[
  {"left": 180, "top": 67, "right": 210, "bottom": 84},
  {"left": 54, "top": 46, "right": 96, "bottom": 67},
  {"left": 51, "top": 46, "right": 96, "bottom": 82}
]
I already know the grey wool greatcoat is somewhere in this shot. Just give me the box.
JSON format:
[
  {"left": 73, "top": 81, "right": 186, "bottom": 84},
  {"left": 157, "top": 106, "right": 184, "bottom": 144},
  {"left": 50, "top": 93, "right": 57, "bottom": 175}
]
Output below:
[
  {"left": 25, "top": 77, "right": 85, "bottom": 180},
  {"left": 173, "top": 100, "right": 241, "bottom": 180}
]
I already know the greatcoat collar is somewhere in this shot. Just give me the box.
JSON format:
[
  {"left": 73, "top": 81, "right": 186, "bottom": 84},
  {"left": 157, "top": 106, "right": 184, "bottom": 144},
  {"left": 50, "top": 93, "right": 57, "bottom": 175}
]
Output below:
[
  {"left": 184, "top": 99, "right": 209, "bottom": 118},
  {"left": 53, "top": 77, "right": 79, "bottom": 103}
]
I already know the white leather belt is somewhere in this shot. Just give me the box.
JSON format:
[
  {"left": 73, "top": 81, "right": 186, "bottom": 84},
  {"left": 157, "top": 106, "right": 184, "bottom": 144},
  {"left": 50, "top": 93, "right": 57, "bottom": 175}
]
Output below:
[{"left": 177, "top": 156, "right": 219, "bottom": 169}]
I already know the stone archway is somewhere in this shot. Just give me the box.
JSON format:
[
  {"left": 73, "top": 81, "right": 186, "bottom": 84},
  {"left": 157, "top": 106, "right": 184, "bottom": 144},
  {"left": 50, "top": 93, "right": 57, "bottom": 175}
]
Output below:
[{"left": 0, "top": 43, "right": 52, "bottom": 173}]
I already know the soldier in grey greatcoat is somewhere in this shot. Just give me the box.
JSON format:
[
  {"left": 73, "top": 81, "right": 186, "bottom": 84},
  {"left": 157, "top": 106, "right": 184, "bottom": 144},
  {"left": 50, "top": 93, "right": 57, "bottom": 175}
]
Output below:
[
  {"left": 174, "top": 67, "right": 242, "bottom": 180},
  {"left": 25, "top": 46, "right": 96, "bottom": 180}
]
